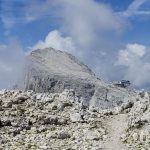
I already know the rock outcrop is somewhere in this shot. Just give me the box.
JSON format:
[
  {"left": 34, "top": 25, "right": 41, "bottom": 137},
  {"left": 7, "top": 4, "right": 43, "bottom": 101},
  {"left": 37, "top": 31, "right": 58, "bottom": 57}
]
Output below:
[
  {"left": 0, "top": 89, "right": 107, "bottom": 150},
  {"left": 120, "top": 91, "right": 150, "bottom": 149},
  {"left": 0, "top": 89, "right": 149, "bottom": 150},
  {"left": 17, "top": 48, "right": 135, "bottom": 109}
]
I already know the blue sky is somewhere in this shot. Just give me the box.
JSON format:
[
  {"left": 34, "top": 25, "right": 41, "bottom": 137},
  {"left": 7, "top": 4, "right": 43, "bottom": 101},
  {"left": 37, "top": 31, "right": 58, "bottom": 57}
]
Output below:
[
  {"left": 0, "top": 0, "right": 150, "bottom": 89},
  {"left": 0, "top": 0, "right": 149, "bottom": 47}
]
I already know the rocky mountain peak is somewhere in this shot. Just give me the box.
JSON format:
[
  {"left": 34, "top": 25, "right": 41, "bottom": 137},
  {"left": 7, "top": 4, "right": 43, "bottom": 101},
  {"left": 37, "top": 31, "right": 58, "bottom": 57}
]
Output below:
[
  {"left": 28, "top": 47, "right": 95, "bottom": 79},
  {"left": 17, "top": 47, "right": 135, "bottom": 109}
]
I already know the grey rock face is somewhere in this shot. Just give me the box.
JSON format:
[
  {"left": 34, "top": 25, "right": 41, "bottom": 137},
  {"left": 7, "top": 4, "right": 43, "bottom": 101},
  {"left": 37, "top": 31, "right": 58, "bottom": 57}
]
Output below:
[
  {"left": 24, "top": 75, "right": 95, "bottom": 106},
  {"left": 17, "top": 47, "right": 135, "bottom": 109},
  {"left": 90, "top": 85, "right": 136, "bottom": 109},
  {"left": 17, "top": 48, "right": 96, "bottom": 106}
]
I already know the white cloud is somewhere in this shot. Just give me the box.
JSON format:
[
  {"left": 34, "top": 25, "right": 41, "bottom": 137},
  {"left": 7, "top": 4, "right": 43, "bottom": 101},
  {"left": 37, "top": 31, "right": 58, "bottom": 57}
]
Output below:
[
  {"left": 0, "top": 39, "right": 25, "bottom": 89},
  {"left": 117, "top": 44, "right": 146, "bottom": 66},
  {"left": 31, "top": 0, "right": 126, "bottom": 79},
  {"left": 122, "top": 0, "right": 150, "bottom": 17},
  {"left": 56, "top": 0, "right": 124, "bottom": 47},
  {"left": 116, "top": 43, "right": 150, "bottom": 88},
  {"left": 0, "top": 61, "right": 13, "bottom": 73},
  {"left": 32, "top": 30, "right": 76, "bottom": 53},
  {"left": 30, "top": 0, "right": 125, "bottom": 52}
]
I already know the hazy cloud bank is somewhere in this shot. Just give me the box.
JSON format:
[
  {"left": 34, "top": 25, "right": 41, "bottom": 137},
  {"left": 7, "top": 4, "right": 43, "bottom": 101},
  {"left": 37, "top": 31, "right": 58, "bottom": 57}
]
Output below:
[
  {"left": 0, "top": 39, "right": 25, "bottom": 89},
  {"left": 116, "top": 43, "right": 150, "bottom": 88},
  {"left": 33, "top": 30, "right": 76, "bottom": 53}
]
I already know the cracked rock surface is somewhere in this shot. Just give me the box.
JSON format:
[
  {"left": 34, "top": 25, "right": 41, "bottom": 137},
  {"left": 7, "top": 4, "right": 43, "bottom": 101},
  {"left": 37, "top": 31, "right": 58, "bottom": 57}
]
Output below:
[
  {"left": 0, "top": 89, "right": 107, "bottom": 150},
  {"left": 1, "top": 89, "right": 150, "bottom": 150}
]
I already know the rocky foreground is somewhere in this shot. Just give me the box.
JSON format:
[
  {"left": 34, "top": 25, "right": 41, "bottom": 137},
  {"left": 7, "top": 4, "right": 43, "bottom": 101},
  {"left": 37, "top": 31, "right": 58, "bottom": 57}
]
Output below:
[{"left": 0, "top": 89, "right": 150, "bottom": 150}]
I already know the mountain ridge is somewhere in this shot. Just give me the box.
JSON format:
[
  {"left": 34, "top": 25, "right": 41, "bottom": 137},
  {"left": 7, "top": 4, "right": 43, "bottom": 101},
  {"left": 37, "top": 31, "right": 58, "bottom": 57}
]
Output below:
[{"left": 17, "top": 47, "right": 135, "bottom": 109}]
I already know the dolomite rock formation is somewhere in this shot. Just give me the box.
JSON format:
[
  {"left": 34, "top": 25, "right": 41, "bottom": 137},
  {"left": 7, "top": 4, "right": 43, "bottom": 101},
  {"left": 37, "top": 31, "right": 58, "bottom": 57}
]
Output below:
[{"left": 17, "top": 48, "right": 135, "bottom": 109}]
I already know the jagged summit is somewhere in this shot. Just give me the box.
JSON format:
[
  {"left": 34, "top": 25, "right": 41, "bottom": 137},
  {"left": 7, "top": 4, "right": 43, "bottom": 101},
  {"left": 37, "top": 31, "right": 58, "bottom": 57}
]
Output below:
[
  {"left": 28, "top": 48, "right": 95, "bottom": 79},
  {"left": 17, "top": 47, "right": 97, "bottom": 105},
  {"left": 17, "top": 47, "right": 135, "bottom": 109}
]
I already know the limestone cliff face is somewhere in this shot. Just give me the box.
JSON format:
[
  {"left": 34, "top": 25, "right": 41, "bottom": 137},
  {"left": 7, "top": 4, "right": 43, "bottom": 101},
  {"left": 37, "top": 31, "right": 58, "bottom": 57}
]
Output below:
[
  {"left": 17, "top": 47, "right": 135, "bottom": 109},
  {"left": 18, "top": 48, "right": 96, "bottom": 105}
]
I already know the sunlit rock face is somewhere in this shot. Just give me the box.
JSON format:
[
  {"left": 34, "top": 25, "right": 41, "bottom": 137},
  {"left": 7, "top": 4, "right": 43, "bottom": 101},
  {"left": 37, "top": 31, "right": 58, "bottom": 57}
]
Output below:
[{"left": 17, "top": 47, "right": 135, "bottom": 109}]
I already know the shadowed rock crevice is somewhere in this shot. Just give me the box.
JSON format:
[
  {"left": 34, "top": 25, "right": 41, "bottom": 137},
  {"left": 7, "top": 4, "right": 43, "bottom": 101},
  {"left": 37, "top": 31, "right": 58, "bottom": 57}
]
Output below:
[{"left": 24, "top": 74, "right": 95, "bottom": 106}]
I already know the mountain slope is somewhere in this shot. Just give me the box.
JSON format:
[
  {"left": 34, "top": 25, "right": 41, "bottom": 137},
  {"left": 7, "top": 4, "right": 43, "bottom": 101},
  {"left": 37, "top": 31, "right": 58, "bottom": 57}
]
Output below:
[
  {"left": 17, "top": 47, "right": 135, "bottom": 109},
  {"left": 28, "top": 48, "right": 95, "bottom": 78}
]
